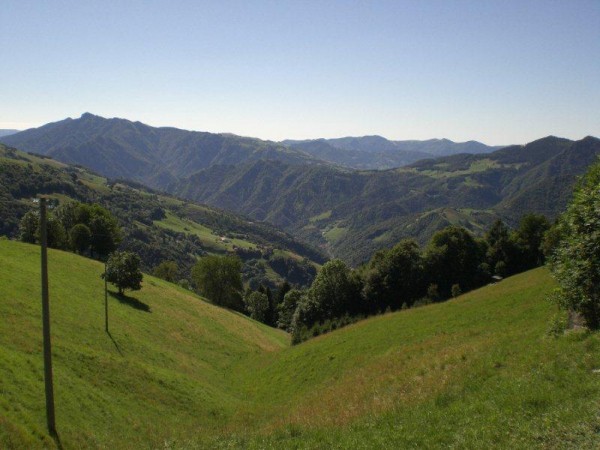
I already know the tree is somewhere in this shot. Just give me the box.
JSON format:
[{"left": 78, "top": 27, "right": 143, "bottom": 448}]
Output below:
[
  {"left": 277, "top": 289, "right": 304, "bottom": 331},
  {"left": 104, "top": 251, "right": 143, "bottom": 295},
  {"left": 485, "top": 219, "right": 518, "bottom": 276},
  {"left": 69, "top": 223, "right": 91, "bottom": 254},
  {"left": 54, "top": 201, "right": 121, "bottom": 258},
  {"left": 541, "top": 221, "right": 562, "bottom": 260},
  {"left": 451, "top": 284, "right": 462, "bottom": 298},
  {"left": 191, "top": 255, "right": 243, "bottom": 311},
  {"left": 307, "top": 259, "right": 361, "bottom": 321},
  {"left": 513, "top": 213, "right": 550, "bottom": 270},
  {"left": 425, "top": 226, "right": 485, "bottom": 298},
  {"left": 46, "top": 216, "right": 67, "bottom": 250},
  {"left": 257, "top": 284, "right": 276, "bottom": 326},
  {"left": 19, "top": 210, "right": 39, "bottom": 243},
  {"left": 88, "top": 206, "right": 121, "bottom": 257},
  {"left": 275, "top": 281, "right": 292, "bottom": 309},
  {"left": 244, "top": 291, "right": 270, "bottom": 322},
  {"left": 290, "top": 292, "right": 322, "bottom": 343},
  {"left": 152, "top": 261, "right": 178, "bottom": 283},
  {"left": 54, "top": 201, "right": 80, "bottom": 234},
  {"left": 18, "top": 209, "right": 67, "bottom": 249},
  {"left": 550, "top": 161, "right": 600, "bottom": 328},
  {"left": 363, "top": 239, "right": 425, "bottom": 312}
]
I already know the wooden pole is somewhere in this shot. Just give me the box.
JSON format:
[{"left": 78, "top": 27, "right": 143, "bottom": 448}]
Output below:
[
  {"left": 105, "top": 261, "right": 108, "bottom": 333},
  {"left": 40, "top": 198, "right": 57, "bottom": 436}
]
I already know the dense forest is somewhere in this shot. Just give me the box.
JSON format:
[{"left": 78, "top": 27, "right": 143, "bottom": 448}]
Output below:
[{"left": 241, "top": 213, "right": 552, "bottom": 343}]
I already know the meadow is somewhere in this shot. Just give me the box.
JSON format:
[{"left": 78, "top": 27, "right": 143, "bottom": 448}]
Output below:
[{"left": 1, "top": 240, "right": 599, "bottom": 449}]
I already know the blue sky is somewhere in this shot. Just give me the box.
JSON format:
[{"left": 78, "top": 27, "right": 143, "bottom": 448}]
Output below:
[{"left": 1, "top": 0, "right": 598, "bottom": 144}]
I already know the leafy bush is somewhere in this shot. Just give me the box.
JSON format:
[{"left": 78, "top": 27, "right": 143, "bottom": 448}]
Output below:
[{"left": 550, "top": 160, "right": 600, "bottom": 328}]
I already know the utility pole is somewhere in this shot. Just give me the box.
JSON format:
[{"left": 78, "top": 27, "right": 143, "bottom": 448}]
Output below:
[
  {"left": 40, "top": 197, "right": 57, "bottom": 436},
  {"left": 105, "top": 261, "right": 108, "bottom": 333}
]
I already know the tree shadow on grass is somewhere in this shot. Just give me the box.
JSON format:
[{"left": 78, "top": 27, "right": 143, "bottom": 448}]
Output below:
[{"left": 108, "top": 291, "right": 151, "bottom": 312}]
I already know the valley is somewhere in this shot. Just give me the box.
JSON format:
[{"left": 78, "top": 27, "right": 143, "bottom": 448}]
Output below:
[
  {"left": 2, "top": 3, "right": 599, "bottom": 448},
  {"left": 2, "top": 240, "right": 599, "bottom": 449}
]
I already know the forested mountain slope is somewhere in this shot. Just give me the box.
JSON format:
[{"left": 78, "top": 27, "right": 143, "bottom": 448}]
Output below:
[
  {"left": 173, "top": 136, "right": 600, "bottom": 264},
  {"left": 0, "top": 113, "right": 318, "bottom": 189},
  {"left": 3, "top": 114, "right": 597, "bottom": 265},
  {"left": 0, "top": 144, "right": 325, "bottom": 288},
  {"left": 1, "top": 115, "right": 501, "bottom": 185}
]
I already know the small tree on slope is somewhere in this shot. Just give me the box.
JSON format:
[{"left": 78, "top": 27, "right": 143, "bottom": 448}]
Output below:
[{"left": 104, "top": 251, "right": 143, "bottom": 296}]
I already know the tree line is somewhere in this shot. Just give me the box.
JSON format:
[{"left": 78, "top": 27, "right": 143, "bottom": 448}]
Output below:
[
  {"left": 285, "top": 213, "right": 550, "bottom": 343},
  {"left": 19, "top": 201, "right": 121, "bottom": 257},
  {"left": 18, "top": 200, "right": 144, "bottom": 296},
  {"left": 188, "top": 213, "right": 552, "bottom": 343}
]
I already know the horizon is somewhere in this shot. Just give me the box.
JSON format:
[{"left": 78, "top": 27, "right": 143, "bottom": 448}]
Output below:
[
  {"left": 1, "top": 1, "right": 599, "bottom": 145},
  {"left": 4, "top": 111, "right": 600, "bottom": 147}
]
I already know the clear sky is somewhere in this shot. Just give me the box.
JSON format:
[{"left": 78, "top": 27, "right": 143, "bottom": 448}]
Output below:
[{"left": 1, "top": 0, "right": 598, "bottom": 145}]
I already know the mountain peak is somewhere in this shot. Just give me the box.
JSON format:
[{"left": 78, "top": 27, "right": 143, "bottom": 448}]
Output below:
[{"left": 80, "top": 112, "right": 102, "bottom": 120}]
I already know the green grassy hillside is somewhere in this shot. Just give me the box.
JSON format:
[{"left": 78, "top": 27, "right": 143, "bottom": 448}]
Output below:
[
  {"left": 0, "top": 240, "right": 286, "bottom": 449},
  {"left": 2, "top": 240, "right": 599, "bottom": 449}
]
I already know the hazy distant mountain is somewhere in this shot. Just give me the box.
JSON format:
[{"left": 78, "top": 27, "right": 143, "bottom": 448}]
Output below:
[
  {"left": 282, "top": 135, "right": 502, "bottom": 170},
  {"left": 0, "top": 113, "right": 318, "bottom": 188},
  {"left": 0, "top": 129, "right": 19, "bottom": 138},
  {"left": 1, "top": 114, "right": 504, "bottom": 187},
  {"left": 173, "top": 136, "right": 600, "bottom": 264},
  {"left": 4, "top": 113, "right": 596, "bottom": 265}
]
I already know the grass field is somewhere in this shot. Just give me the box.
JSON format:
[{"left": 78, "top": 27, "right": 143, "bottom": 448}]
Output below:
[
  {"left": 0, "top": 240, "right": 286, "bottom": 449},
  {"left": 1, "top": 240, "right": 599, "bottom": 449}
]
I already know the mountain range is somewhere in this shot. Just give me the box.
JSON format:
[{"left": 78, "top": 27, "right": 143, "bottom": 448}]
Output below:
[
  {"left": 282, "top": 136, "right": 502, "bottom": 169},
  {"left": 171, "top": 136, "right": 600, "bottom": 263},
  {"left": 1, "top": 113, "right": 500, "bottom": 184},
  {"left": 2, "top": 114, "right": 598, "bottom": 265},
  {"left": 0, "top": 113, "right": 317, "bottom": 188}
]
